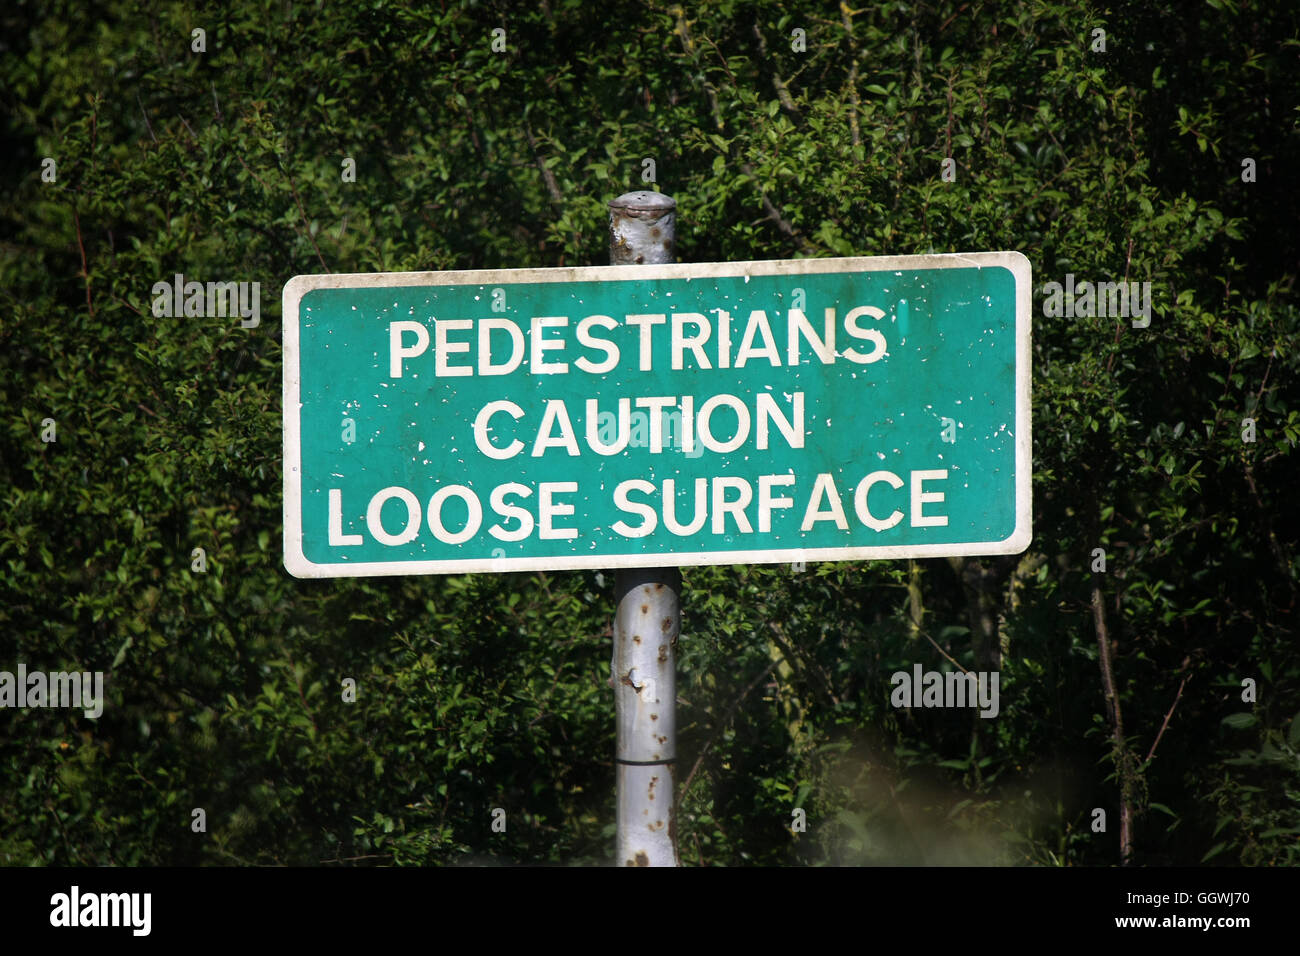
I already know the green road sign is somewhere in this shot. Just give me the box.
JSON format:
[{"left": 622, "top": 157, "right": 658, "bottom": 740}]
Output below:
[{"left": 283, "top": 253, "right": 1031, "bottom": 578}]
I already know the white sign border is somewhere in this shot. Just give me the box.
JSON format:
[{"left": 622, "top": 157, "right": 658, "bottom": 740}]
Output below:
[{"left": 283, "top": 251, "right": 1031, "bottom": 578}]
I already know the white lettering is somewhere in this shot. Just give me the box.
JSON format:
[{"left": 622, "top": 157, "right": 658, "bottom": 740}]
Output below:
[
  {"left": 434, "top": 318, "right": 473, "bottom": 376},
  {"left": 612, "top": 479, "right": 657, "bottom": 537},
  {"left": 488, "top": 483, "right": 534, "bottom": 541},
  {"left": 366, "top": 486, "right": 422, "bottom": 545},
  {"left": 625, "top": 314, "right": 666, "bottom": 371},
  {"left": 530, "top": 316, "right": 569, "bottom": 374},
  {"left": 538, "top": 482, "right": 579, "bottom": 540},
  {"left": 479, "top": 318, "right": 525, "bottom": 375},
  {"left": 328, "top": 488, "right": 363, "bottom": 546},
  {"left": 854, "top": 471, "right": 904, "bottom": 532},
  {"left": 842, "top": 306, "right": 887, "bottom": 363},
  {"left": 910, "top": 469, "right": 948, "bottom": 526},
  {"left": 575, "top": 315, "right": 620, "bottom": 373},
  {"left": 473, "top": 401, "right": 525, "bottom": 459},
  {"left": 389, "top": 320, "right": 429, "bottom": 377},
  {"left": 427, "top": 485, "right": 482, "bottom": 544},
  {"left": 697, "top": 393, "right": 751, "bottom": 453}
]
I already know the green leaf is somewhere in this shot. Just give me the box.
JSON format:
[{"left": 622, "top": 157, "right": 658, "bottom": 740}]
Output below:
[
  {"left": 110, "top": 636, "right": 133, "bottom": 669},
  {"left": 1221, "top": 712, "right": 1257, "bottom": 730}
]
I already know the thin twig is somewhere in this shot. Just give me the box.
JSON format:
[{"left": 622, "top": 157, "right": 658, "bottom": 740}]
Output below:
[
  {"left": 700, "top": 33, "right": 738, "bottom": 88},
  {"left": 522, "top": 119, "right": 564, "bottom": 206},
  {"left": 72, "top": 206, "right": 94, "bottom": 316},
  {"left": 944, "top": 71, "right": 954, "bottom": 160},
  {"left": 751, "top": 24, "right": 800, "bottom": 120},
  {"left": 1106, "top": 236, "right": 1136, "bottom": 374},
  {"left": 109, "top": 292, "right": 144, "bottom": 316},
  {"left": 673, "top": 6, "right": 816, "bottom": 254},
  {"left": 137, "top": 93, "right": 157, "bottom": 142},
  {"left": 916, "top": 624, "right": 971, "bottom": 674},
  {"left": 1145, "top": 666, "right": 1189, "bottom": 764},
  {"left": 768, "top": 620, "right": 840, "bottom": 706},
  {"left": 677, "top": 657, "right": 780, "bottom": 803},
  {"left": 47, "top": 802, "right": 78, "bottom": 863},
  {"left": 281, "top": 163, "right": 329, "bottom": 270},
  {"left": 938, "top": 3, "right": 970, "bottom": 33},
  {"left": 234, "top": 151, "right": 273, "bottom": 193},
  {"left": 1092, "top": 582, "right": 1134, "bottom": 865},
  {"left": 840, "top": 2, "right": 861, "bottom": 148}
]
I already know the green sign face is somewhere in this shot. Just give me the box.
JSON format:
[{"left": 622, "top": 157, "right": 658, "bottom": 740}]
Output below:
[{"left": 283, "top": 253, "right": 1031, "bottom": 578}]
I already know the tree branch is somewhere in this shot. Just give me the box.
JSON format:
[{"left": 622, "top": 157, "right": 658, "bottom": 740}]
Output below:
[
  {"left": 1145, "top": 663, "right": 1190, "bottom": 764},
  {"left": 1092, "top": 582, "right": 1135, "bottom": 865},
  {"left": 677, "top": 656, "right": 781, "bottom": 804}
]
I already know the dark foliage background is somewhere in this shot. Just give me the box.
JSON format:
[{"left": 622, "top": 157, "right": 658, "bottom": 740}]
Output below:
[{"left": 1, "top": 0, "right": 1297, "bottom": 865}]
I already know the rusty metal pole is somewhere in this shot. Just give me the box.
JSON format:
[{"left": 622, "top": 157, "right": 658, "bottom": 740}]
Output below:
[{"left": 608, "top": 191, "right": 680, "bottom": 867}]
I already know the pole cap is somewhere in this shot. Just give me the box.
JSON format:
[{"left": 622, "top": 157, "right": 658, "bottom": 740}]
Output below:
[
  {"left": 608, "top": 191, "right": 676, "bottom": 217},
  {"left": 609, "top": 192, "right": 676, "bottom": 265}
]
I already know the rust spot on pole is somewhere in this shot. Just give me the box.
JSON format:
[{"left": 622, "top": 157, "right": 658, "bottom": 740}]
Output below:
[
  {"left": 641, "top": 603, "right": 649, "bottom": 614},
  {"left": 634, "top": 851, "right": 649, "bottom": 866},
  {"left": 658, "top": 644, "right": 668, "bottom": 663},
  {"left": 633, "top": 634, "right": 641, "bottom": 644},
  {"left": 662, "top": 616, "right": 672, "bottom": 632}
]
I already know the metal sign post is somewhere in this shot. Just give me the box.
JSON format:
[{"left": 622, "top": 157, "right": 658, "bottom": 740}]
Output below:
[{"left": 608, "top": 192, "right": 680, "bottom": 867}]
